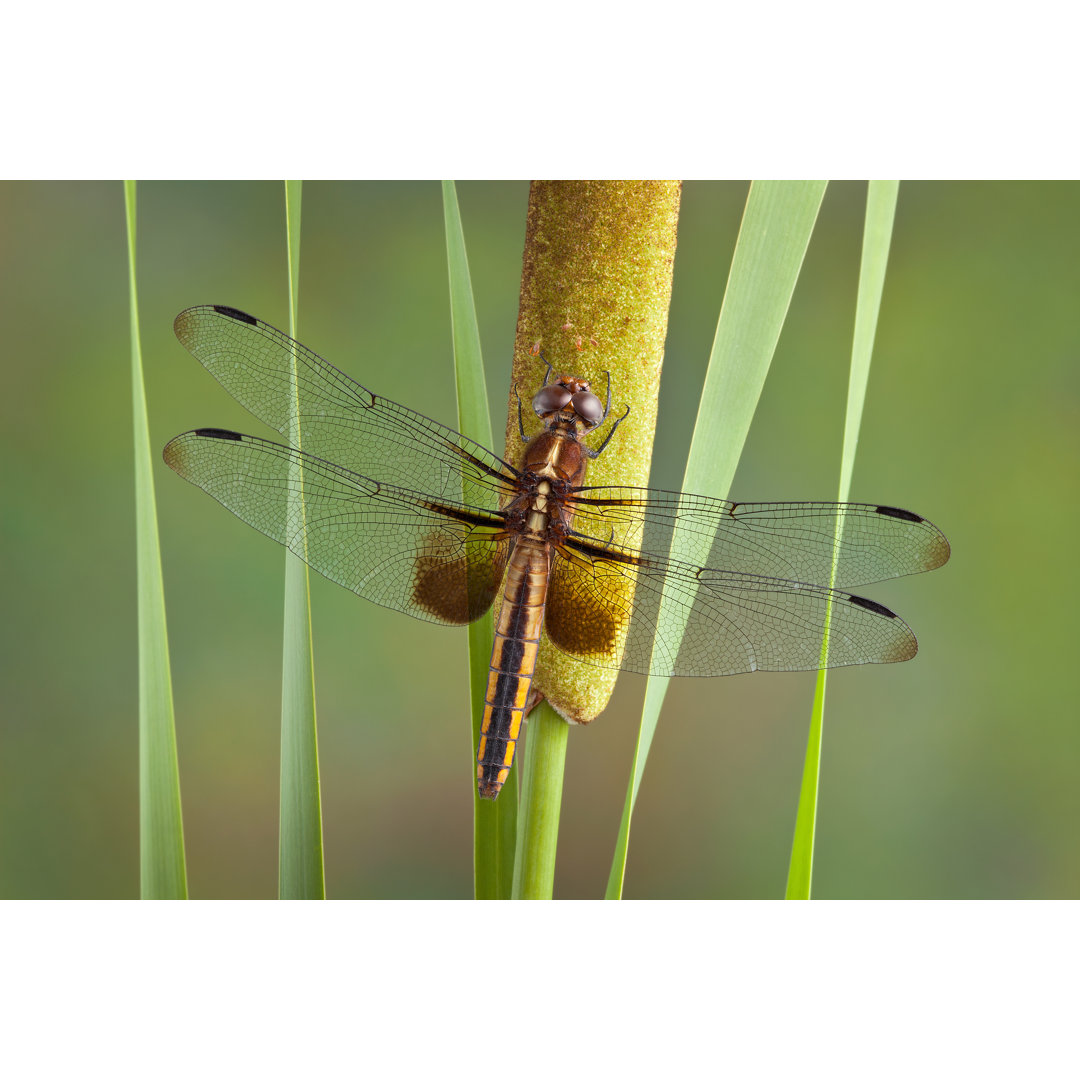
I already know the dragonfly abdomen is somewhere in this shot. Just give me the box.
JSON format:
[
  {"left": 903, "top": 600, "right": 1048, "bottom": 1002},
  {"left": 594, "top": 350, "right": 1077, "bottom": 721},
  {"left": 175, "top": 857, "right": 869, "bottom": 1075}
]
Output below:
[{"left": 476, "top": 539, "right": 550, "bottom": 800}]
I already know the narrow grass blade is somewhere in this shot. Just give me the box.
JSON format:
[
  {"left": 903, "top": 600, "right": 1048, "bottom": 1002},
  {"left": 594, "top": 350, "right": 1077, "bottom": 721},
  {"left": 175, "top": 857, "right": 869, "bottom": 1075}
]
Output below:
[
  {"left": 278, "top": 179, "right": 326, "bottom": 900},
  {"left": 786, "top": 180, "right": 899, "bottom": 899},
  {"left": 511, "top": 700, "right": 568, "bottom": 899},
  {"left": 605, "top": 181, "right": 829, "bottom": 899},
  {"left": 442, "top": 181, "right": 517, "bottom": 899},
  {"left": 128, "top": 181, "right": 188, "bottom": 899}
]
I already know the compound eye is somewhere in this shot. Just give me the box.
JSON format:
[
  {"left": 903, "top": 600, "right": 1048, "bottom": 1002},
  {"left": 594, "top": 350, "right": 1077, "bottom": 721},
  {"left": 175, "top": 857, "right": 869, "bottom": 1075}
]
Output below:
[
  {"left": 571, "top": 390, "right": 604, "bottom": 426},
  {"left": 533, "top": 384, "right": 572, "bottom": 416}
]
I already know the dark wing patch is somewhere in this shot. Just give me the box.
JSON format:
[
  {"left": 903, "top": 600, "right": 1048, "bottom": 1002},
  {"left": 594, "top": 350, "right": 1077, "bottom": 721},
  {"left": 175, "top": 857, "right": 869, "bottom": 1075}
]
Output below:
[
  {"left": 875, "top": 504, "right": 924, "bottom": 523},
  {"left": 847, "top": 594, "right": 898, "bottom": 618},
  {"left": 413, "top": 533, "right": 509, "bottom": 624},
  {"left": 192, "top": 427, "right": 243, "bottom": 441},
  {"left": 544, "top": 536, "right": 652, "bottom": 666},
  {"left": 544, "top": 549, "right": 622, "bottom": 665},
  {"left": 212, "top": 305, "right": 258, "bottom": 326}
]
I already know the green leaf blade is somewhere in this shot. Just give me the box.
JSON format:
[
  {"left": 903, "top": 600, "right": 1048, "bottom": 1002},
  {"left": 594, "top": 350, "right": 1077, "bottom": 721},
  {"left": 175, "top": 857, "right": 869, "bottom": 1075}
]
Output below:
[
  {"left": 786, "top": 180, "right": 899, "bottom": 900},
  {"left": 129, "top": 180, "right": 188, "bottom": 899},
  {"left": 442, "top": 180, "right": 517, "bottom": 899},
  {"left": 278, "top": 179, "right": 326, "bottom": 900}
]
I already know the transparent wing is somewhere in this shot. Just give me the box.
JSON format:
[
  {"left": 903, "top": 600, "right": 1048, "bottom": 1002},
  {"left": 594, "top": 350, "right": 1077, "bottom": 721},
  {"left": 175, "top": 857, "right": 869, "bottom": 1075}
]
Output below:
[
  {"left": 163, "top": 428, "right": 510, "bottom": 626},
  {"left": 173, "top": 305, "right": 518, "bottom": 511},
  {"left": 546, "top": 534, "right": 918, "bottom": 677},
  {"left": 566, "top": 488, "right": 950, "bottom": 590}
]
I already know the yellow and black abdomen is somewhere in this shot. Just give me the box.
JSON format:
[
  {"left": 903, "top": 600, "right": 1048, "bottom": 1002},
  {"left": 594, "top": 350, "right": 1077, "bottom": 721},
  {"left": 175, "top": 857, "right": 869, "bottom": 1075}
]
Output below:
[{"left": 476, "top": 538, "right": 551, "bottom": 799}]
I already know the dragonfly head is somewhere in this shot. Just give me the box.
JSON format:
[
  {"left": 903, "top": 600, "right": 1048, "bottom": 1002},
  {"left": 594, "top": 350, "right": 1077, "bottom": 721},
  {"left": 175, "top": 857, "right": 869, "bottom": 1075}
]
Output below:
[{"left": 532, "top": 375, "right": 605, "bottom": 434}]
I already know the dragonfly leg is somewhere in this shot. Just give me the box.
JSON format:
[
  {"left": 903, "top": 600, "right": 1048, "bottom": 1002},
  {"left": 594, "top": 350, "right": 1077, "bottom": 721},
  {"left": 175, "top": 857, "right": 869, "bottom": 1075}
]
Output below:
[
  {"left": 587, "top": 404, "right": 631, "bottom": 457},
  {"left": 515, "top": 387, "right": 530, "bottom": 442},
  {"left": 529, "top": 343, "right": 554, "bottom": 387},
  {"left": 524, "top": 687, "right": 546, "bottom": 719}
]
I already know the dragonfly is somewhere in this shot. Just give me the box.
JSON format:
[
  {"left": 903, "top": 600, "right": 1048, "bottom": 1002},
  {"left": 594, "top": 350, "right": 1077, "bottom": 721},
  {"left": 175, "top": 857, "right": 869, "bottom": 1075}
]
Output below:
[{"left": 164, "top": 305, "right": 950, "bottom": 800}]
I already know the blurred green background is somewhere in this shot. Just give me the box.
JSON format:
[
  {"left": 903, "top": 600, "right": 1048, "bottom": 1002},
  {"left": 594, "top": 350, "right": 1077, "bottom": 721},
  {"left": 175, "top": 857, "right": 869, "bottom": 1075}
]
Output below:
[{"left": 0, "top": 181, "right": 1075, "bottom": 899}]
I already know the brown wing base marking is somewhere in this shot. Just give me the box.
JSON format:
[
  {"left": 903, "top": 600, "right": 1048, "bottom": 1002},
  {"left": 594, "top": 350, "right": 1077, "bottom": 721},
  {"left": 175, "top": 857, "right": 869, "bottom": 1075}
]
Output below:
[
  {"left": 544, "top": 535, "right": 651, "bottom": 666},
  {"left": 412, "top": 500, "right": 509, "bottom": 624}
]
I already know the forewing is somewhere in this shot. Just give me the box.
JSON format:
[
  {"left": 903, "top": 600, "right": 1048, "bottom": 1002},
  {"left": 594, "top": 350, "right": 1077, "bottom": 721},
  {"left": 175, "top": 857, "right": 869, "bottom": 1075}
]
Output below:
[
  {"left": 566, "top": 488, "right": 950, "bottom": 590},
  {"left": 545, "top": 534, "right": 917, "bottom": 677},
  {"left": 164, "top": 428, "right": 509, "bottom": 626},
  {"left": 173, "top": 305, "right": 518, "bottom": 511}
]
